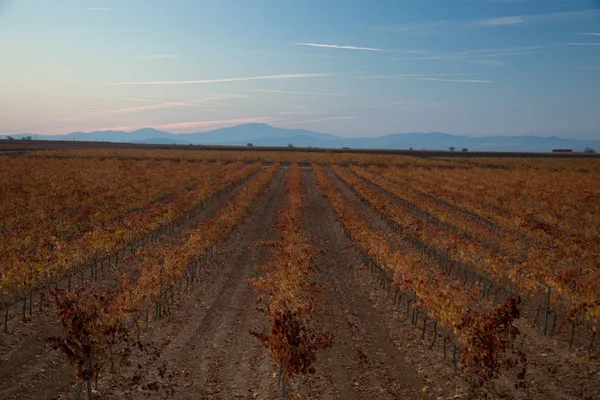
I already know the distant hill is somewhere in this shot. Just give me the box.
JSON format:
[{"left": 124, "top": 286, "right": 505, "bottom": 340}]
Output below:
[{"left": 2, "top": 123, "right": 599, "bottom": 152}]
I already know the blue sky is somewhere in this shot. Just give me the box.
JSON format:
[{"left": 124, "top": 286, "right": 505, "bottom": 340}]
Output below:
[{"left": 1, "top": 0, "right": 599, "bottom": 138}]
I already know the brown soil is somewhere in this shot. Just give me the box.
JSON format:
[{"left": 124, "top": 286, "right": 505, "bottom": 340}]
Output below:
[
  {"left": 329, "top": 167, "right": 600, "bottom": 400},
  {"left": 1, "top": 166, "right": 599, "bottom": 400},
  {"left": 0, "top": 168, "right": 261, "bottom": 400}
]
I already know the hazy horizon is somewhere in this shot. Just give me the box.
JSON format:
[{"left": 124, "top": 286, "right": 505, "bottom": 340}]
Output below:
[
  {"left": 9, "top": 122, "right": 600, "bottom": 141},
  {"left": 1, "top": 0, "right": 599, "bottom": 139}
]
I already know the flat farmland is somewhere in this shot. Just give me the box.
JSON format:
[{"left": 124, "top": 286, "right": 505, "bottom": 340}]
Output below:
[{"left": 1, "top": 149, "right": 599, "bottom": 400}]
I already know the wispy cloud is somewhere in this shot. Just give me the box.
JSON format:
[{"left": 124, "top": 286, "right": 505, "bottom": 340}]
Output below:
[
  {"left": 256, "top": 89, "right": 345, "bottom": 96},
  {"left": 471, "top": 59, "right": 507, "bottom": 67},
  {"left": 138, "top": 55, "right": 181, "bottom": 60},
  {"left": 462, "top": 0, "right": 528, "bottom": 2},
  {"left": 106, "top": 104, "right": 180, "bottom": 114},
  {"left": 279, "top": 116, "right": 359, "bottom": 125},
  {"left": 109, "top": 73, "right": 331, "bottom": 86},
  {"left": 477, "top": 16, "right": 525, "bottom": 26},
  {"left": 473, "top": 10, "right": 599, "bottom": 27},
  {"left": 354, "top": 73, "right": 482, "bottom": 80},
  {"left": 568, "top": 42, "right": 600, "bottom": 46},
  {"left": 356, "top": 75, "right": 491, "bottom": 83},
  {"left": 154, "top": 117, "right": 276, "bottom": 132},
  {"left": 86, "top": 7, "right": 116, "bottom": 12},
  {"left": 361, "top": 100, "right": 441, "bottom": 109},
  {"left": 48, "top": 92, "right": 224, "bottom": 108},
  {"left": 576, "top": 32, "right": 600, "bottom": 36},
  {"left": 295, "top": 43, "right": 382, "bottom": 51},
  {"left": 380, "top": 9, "right": 600, "bottom": 33},
  {"left": 408, "top": 78, "right": 492, "bottom": 83},
  {"left": 92, "top": 117, "right": 276, "bottom": 134},
  {"left": 277, "top": 111, "right": 313, "bottom": 115},
  {"left": 45, "top": 92, "right": 232, "bottom": 121},
  {"left": 391, "top": 45, "right": 549, "bottom": 62}
]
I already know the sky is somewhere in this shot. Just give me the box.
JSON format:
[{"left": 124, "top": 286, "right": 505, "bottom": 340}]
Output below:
[{"left": 0, "top": 0, "right": 599, "bottom": 139}]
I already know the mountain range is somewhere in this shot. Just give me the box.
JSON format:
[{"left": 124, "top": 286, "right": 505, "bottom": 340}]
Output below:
[{"left": 3, "top": 123, "right": 599, "bottom": 152}]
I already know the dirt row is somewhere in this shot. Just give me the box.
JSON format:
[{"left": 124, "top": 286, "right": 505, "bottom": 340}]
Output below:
[
  {"left": 93, "top": 167, "right": 437, "bottom": 400},
  {"left": 325, "top": 167, "right": 600, "bottom": 399},
  {"left": 0, "top": 166, "right": 264, "bottom": 400},
  {"left": 2, "top": 166, "right": 598, "bottom": 399}
]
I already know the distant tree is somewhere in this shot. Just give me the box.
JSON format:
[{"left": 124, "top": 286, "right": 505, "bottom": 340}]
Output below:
[
  {"left": 24, "top": 136, "right": 32, "bottom": 140},
  {"left": 288, "top": 144, "right": 294, "bottom": 148},
  {"left": 247, "top": 143, "right": 253, "bottom": 147},
  {"left": 6, "top": 136, "right": 14, "bottom": 140},
  {"left": 449, "top": 146, "right": 455, "bottom": 152},
  {"left": 584, "top": 147, "right": 596, "bottom": 154},
  {"left": 461, "top": 148, "right": 469, "bottom": 152},
  {"left": 409, "top": 147, "right": 413, "bottom": 151}
]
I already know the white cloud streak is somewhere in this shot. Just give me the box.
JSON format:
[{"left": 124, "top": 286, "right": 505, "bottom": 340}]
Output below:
[
  {"left": 407, "top": 78, "right": 492, "bottom": 83},
  {"left": 359, "top": 75, "right": 490, "bottom": 83},
  {"left": 462, "top": 0, "right": 528, "bottom": 2},
  {"left": 106, "top": 104, "right": 180, "bottom": 114},
  {"left": 45, "top": 92, "right": 233, "bottom": 121},
  {"left": 279, "top": 116, "right": 359, "bottom": 125},
  {"left": 277, "top": 111, "right": 312, "bottom": 115},
  {"left": 392, "top": 45, "right": 549, "bottom": 62},
  {"left": 295, "top": 43, "right": 382, "bottom": 51},
  {"left": 474, "top": 10, "right": 600, "bottom": 27},
  {"left": 92, "top": 117, "right": 277, "bottom": 134},
  {"left": 568, "top": 42, "right": 600, "bottom": 46},
  {"left": 361, "top": 100, "right": 441, "bottom": 109},
  {"left": 154, "top": 117, "right": 276, "bottom": 131},
  {"left": 256, "top": 89, "right": 345, "bottom": 96},
  {"left": 86, "top": 7, "right": 116, "bottom": 12},
  {"left": 109, "top": 73, "right": 331, "bottom": 86},
  {"left": 354, "top": 73, "right": 484, "bottom": 80},
  {"left": 478, "top": 16, "right": 525, "bottom": 26},
  {"left": 576, "top": 32, "right": 600, "bottom": 36},
  {"left": 48, "top": 92, "right": 224, "bottom": 108},
  {"left": 138, "top": 55, "right": 181, "bottom": 60},
  {"left": 471, "top": 59, "right": 507, "bottom": 67},
  {"left": 380, "top": 9, "right": 600, "bottom": 33}
]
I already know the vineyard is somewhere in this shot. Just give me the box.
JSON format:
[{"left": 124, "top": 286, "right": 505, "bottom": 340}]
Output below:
[{"left": 0, "top": 149, "right": 599, "bottom": 400}]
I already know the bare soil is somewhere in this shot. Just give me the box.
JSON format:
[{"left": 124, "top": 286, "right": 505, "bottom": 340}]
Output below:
[{"left": 1, "top": 166, "right": 598, "bottom": 400}]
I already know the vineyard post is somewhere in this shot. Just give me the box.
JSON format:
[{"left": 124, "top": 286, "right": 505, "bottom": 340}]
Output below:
[
  {"left": 429, "top": 321, "right": 438, "bottom": 349},
  {"left": 569, "top": 317, "right": 576, "bottom": 348},
  {"left": 4, "top": 304, "right": 9, "bottom": 332},
  {"left": 29, "top": 289, "right": 33, "bottom": 318},
  {"left": 588, "top": 330, "right": 596, "bottom": 354},
  {"left": 29, "top": 264, "right": 34, "bottom": 318},
  {"left": 544, "top": 286, "right": 551, "bottom": 335},
  {"left": 278, "top": 367, "right": 288, "bottom": 399},
  {"left": 445, "top": 248, "right": 449, "bottom": 272},
  {"left": 482, "top": 277, "right": 487, "bottom": 298},
  {"left": 86, "top": 378, "right": 93, "bottom": 400},
  {"left": 22, "top": 296, "right": 27, "bottom": 321},
  {"left": 75, "top": 382, "right": 83, "bottom": 400},
  {"left": 551, "top": 311, "right": 558, "bottom": 336},
  {"left": 452, "top": 343, "right": 458, "bottom": 371},
  {"left": 93, "top": 250, "right": 98, "bottom": 281}
]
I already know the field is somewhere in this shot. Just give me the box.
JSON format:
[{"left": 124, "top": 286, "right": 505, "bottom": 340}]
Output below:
[{"left": 1, "top": 148, "right": 599, "bottom": 400}]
